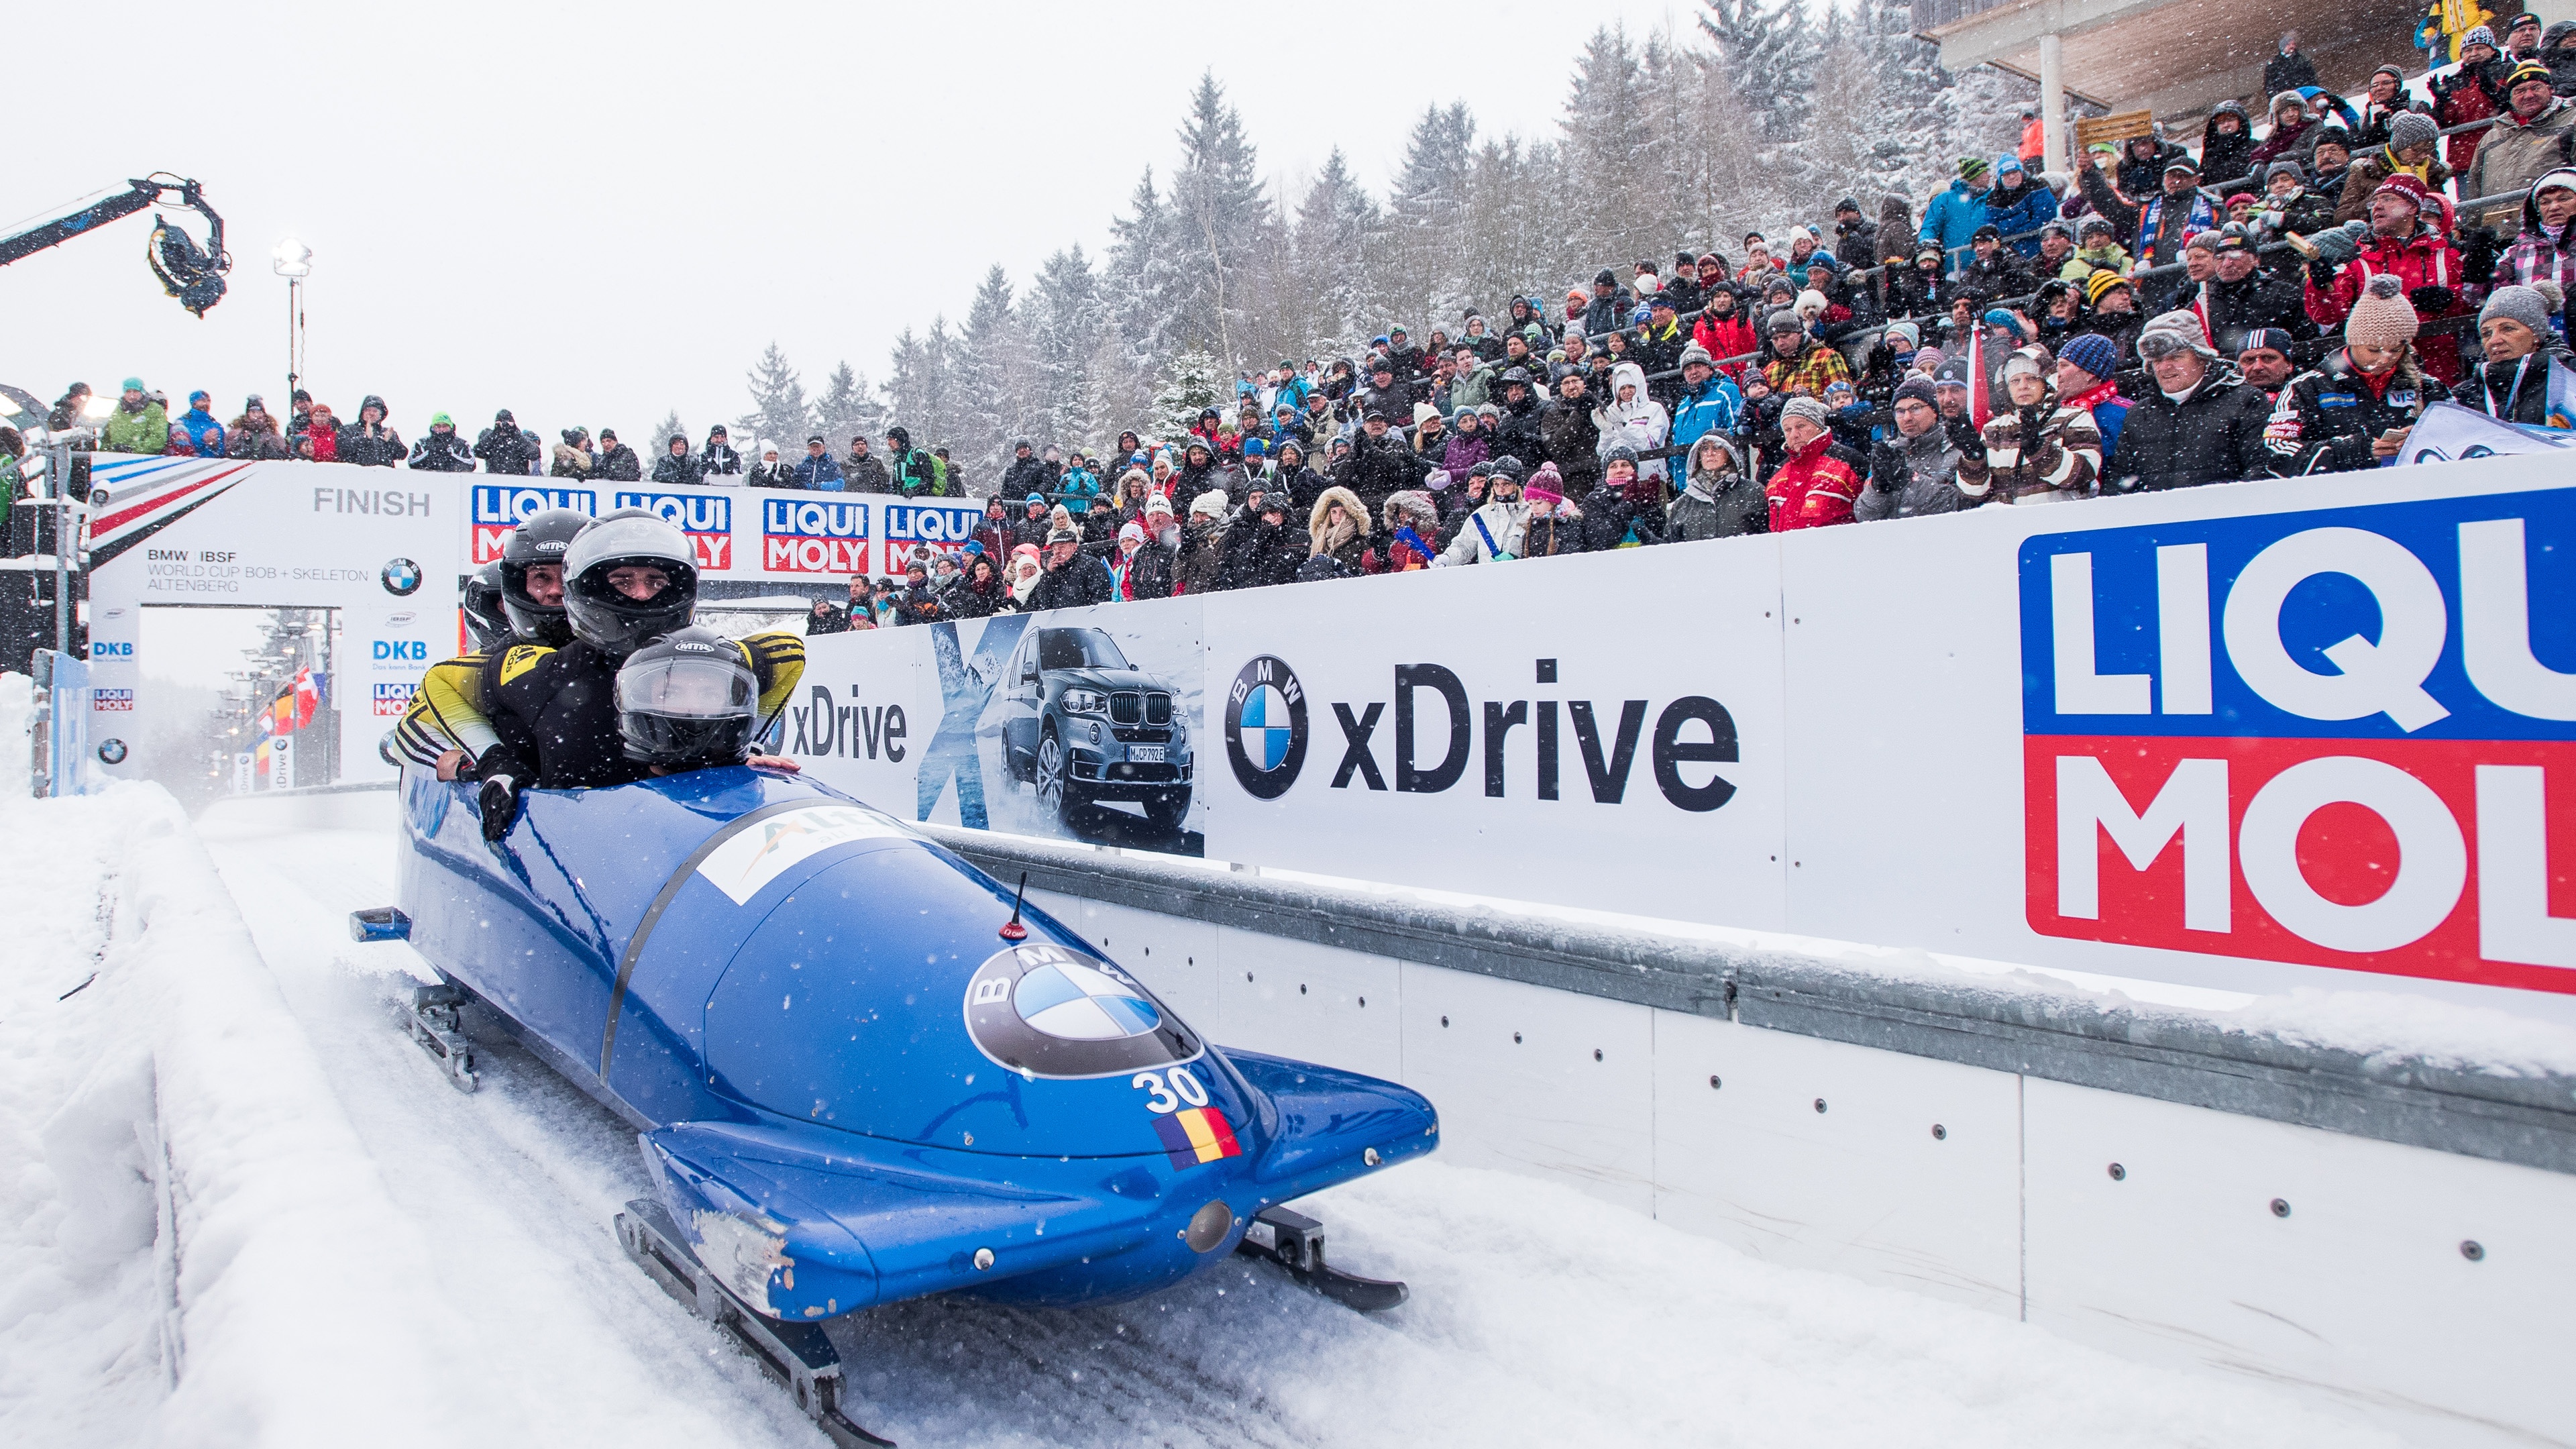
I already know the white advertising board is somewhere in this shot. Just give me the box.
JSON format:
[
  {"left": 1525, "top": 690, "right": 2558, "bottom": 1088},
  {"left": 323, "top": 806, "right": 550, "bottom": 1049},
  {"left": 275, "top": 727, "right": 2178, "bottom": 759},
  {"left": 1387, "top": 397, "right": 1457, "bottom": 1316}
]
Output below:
[
  {"left": 1780, "top": 455, "right": 2576, "bottom": 1019},
  {"left": 778, "top": 455, "right": 2576, "bottom": 1023},
  {"left": 83, "top": 454, "right": 466, "bottom": 784},
  {"left": 1198, "top": 545, "right": 1788, "bottom": 926}
]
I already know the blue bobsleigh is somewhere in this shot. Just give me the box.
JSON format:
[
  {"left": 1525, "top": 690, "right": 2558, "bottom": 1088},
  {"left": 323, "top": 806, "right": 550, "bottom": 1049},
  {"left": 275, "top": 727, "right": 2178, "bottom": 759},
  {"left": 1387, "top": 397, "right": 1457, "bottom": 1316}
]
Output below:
[{"left": 360, "top": 766, "right": 1436, "bottom": 1447}]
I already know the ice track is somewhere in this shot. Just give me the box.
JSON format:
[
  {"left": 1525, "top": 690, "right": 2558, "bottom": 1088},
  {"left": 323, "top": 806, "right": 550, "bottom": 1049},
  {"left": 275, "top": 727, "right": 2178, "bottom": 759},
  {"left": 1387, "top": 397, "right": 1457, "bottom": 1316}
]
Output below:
[{"left": 5, "top": 784, "right": 2409, "bottom": 1448}]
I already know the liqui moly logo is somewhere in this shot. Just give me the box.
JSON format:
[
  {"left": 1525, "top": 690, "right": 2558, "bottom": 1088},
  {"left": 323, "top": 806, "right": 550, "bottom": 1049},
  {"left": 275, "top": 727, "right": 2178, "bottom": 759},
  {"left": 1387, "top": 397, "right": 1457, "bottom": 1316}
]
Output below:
[
  {"left": 2022, "top": 491, "right": 2576, "bottom": 994},
  {"left": 763, "top": 498, "right": 869, "bottom": 574},
  {"left": 374, "top": 681, "right": 416, "bottom": 716},
  {"left": 616, "top": 491, "right": 734, "bottom": 570},
  {"left": 470, "top": 485, "right": 597, "bottom": 563},
  {"left": 883, "top": 502, "right": 985, "bottom": 561}
]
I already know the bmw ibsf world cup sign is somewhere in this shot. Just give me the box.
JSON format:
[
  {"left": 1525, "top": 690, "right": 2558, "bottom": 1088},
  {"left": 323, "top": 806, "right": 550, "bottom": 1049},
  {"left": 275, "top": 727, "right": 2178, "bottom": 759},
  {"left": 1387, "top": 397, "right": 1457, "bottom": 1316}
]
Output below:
[{"left": 2022, "top": 490, "right": 2576, "bottom": 994}]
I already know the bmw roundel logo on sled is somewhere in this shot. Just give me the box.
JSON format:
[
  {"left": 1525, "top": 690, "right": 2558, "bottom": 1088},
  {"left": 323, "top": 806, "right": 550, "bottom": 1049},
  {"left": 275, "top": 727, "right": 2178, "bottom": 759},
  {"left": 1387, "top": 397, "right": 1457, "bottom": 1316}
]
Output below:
[
  {"left": 380, "top": 557, "right": 423, "bottom": 596},
  {"left": 964, "top": 942, "right": 1201, "bottom": 1079},
  {"left": 1224, "top": 655, "right": 1307, "bottom": 800}
]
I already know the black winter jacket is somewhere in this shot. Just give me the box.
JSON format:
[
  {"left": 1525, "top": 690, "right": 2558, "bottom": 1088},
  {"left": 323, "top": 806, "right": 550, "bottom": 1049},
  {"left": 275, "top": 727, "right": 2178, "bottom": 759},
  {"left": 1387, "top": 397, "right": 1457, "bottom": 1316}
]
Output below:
[
  {"left": 2263, "top": 351, "right": 2430, "bottom": 476},
  {"left": 596, "top": 443, "right": 641, "bottom": 482},
  {"left": 651, "top": 451, "right": 704, "bottom": 485},
  {"left": 2451, "top": 354, "right": 2566, "bottom": 425},
  {"left": 473, "top": 423, "right": 541, "bottom": 475},
  {"left": 1539, "top": 400, "right": 1603, "bottom": 492},
  {"left": 407, "top": 430, "right": 475, "bottom": 472},
  {"left": 843, "top": 454, "right": 890, "bottom": 493},
  {"left": 2112, "top": 364, "right": 2275, "bottom": 491},
  {"left": 1030, "top": 553, "right": 1114, "bottom": 610}
]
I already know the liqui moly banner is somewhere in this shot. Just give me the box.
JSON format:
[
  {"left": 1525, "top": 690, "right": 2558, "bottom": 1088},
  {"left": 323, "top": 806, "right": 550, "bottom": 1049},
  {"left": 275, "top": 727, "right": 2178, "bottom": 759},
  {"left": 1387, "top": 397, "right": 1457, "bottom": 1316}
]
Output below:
[
  {"left": 458, "top": 482, "right": 1006, "bottom": 584},
  {"left": 2021, "top": 492, "right": 2575, "bottom": 994}
]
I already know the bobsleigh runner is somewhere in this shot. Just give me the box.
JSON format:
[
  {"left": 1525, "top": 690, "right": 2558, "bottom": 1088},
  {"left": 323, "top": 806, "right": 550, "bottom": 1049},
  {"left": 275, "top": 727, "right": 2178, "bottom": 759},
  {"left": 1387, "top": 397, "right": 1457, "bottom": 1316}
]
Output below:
[{"left": 354, "top": 764, "right": 1437, "bottom": 1446}]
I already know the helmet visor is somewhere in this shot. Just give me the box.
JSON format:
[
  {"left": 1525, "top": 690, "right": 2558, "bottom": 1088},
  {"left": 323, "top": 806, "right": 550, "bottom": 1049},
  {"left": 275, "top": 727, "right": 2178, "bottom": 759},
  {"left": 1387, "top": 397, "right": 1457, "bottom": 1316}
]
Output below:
[{"left": 617, "top": 653, "right": 754, "bottom": 719}]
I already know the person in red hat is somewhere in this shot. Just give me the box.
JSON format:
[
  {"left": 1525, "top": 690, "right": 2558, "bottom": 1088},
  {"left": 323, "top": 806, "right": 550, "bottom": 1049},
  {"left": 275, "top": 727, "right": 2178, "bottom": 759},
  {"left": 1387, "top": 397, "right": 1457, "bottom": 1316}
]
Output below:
[{"left": 2302, "top": 172, "right": 2471, "bottom": 386}]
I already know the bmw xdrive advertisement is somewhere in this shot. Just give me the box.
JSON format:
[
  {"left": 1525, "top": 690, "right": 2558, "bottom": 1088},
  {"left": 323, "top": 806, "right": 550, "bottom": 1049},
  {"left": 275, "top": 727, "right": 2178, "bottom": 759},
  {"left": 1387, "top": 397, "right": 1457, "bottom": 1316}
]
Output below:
[{"left": 794, "top": 596, "right": 1208, "bottom": 855}]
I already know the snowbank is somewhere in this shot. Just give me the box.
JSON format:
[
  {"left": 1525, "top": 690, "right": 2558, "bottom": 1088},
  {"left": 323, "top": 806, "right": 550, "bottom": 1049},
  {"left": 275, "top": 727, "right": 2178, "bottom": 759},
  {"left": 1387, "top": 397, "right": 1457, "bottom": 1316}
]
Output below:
[{"left": 0, "top": 783, "right": 464, "bottom": 1448}]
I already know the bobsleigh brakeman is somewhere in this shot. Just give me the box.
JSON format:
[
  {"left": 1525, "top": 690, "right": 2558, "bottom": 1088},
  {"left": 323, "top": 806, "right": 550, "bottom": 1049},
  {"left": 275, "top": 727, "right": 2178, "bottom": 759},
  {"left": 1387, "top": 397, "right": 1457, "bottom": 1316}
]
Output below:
[{"left": 358, "top": 765, "right": 1436, "bottom": 1447}]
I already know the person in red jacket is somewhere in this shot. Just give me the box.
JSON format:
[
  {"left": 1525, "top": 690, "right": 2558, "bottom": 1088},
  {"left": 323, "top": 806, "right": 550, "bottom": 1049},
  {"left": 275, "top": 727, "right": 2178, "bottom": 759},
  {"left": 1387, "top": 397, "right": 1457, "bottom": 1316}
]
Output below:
[
  {"left": 2302, "top": 173, "right": 2471, "bottom": 386},
  {"left": 1764, "top": 397, "right": 1864, "bottom": 530},
  {"left": 1690, "top": 282, "right": 1762, "bottom": 379}
]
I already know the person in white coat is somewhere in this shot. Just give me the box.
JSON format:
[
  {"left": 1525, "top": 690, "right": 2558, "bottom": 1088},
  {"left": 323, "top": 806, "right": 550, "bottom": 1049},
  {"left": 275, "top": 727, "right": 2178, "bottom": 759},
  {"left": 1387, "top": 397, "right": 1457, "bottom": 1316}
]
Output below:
[{"left": 1590, "top": 361, "right": 1671, "bottom": 481}]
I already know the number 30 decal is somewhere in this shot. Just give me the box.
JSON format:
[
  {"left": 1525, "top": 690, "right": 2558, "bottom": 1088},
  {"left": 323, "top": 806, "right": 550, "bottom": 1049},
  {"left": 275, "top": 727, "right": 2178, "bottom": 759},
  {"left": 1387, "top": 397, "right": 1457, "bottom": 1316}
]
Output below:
[{"left": 1131, "top": 1066, "right": 1208, "bottom": 1114}]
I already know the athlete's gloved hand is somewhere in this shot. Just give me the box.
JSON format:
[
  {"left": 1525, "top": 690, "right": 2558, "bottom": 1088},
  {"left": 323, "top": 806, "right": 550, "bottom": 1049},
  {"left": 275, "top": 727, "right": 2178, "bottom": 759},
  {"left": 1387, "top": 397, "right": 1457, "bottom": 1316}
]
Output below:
[{"left": 480, "top": 773, "right": 521, "bottom": 842}]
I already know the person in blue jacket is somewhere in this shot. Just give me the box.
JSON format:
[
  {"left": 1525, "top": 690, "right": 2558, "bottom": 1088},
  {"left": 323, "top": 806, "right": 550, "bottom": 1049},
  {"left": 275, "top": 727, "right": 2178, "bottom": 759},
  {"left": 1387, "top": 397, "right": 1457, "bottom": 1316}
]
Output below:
[
  {"left": 1666, "top": 345, "right": 1743, "bottom": 453},
  {"left": 1982, "top": 156, "right": 2061, "bottom": 259},
  {"left": 176, "top": 390, "right": 225, "bottom": 456},
  {"left": 1920, "top": 157, "right": 1999, "bottom": 275},
  {"left": 791, "top": 437, "right": 843, "bottom": 490}
]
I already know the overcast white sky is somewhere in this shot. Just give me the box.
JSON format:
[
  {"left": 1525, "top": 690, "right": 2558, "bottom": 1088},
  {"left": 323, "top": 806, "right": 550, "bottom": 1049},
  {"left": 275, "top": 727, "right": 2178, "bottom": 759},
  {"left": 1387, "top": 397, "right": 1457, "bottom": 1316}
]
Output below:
[{"left": 11, "top": 0, "right": 1693, "bottom": 445}]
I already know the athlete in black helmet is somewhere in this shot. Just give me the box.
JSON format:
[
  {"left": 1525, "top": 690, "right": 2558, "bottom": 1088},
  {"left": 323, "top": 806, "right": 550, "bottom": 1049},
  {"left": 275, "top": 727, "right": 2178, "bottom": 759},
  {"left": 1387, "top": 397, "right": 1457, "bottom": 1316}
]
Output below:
[
  {"left": 393, "top": 507, "right": 592, "bottom": 777},
  {"left": 496, "top": 506, "right": 588, "bottom": 646},
  {"left": 614, "top": 626, "right": 776, "bottom": 774},
  {"left": 466, "top": 510, "right": 804, "bottom": 837},
  {"left": 460, "top": 562, "right": 510, "bottom": 651}
]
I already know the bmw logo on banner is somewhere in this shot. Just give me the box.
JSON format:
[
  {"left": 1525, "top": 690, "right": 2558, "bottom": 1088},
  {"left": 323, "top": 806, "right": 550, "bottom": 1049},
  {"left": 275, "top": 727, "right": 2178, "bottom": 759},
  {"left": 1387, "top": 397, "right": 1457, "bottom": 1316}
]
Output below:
[
  {"left": 1224, "top": 655, "right": 1307, "bottom": 800},
  {"left": 963, "top": 943, "right": 1200, "bottom": 1079},
  {"left": 380, "top": 557, "right": 423, "bottom": 596}
]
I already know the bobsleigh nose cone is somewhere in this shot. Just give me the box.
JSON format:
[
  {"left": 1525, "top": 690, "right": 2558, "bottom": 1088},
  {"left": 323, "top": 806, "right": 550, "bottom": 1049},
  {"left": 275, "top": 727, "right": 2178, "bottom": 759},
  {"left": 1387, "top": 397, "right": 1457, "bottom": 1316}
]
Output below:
[{"left": 1183, "top": 1199, "right": 1235, "bottom": 1253}]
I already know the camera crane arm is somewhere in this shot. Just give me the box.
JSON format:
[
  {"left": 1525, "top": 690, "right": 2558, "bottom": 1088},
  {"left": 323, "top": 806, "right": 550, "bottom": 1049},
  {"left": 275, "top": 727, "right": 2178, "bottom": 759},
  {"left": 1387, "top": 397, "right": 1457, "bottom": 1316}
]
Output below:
[{"left": 0, "top": 174, "right": 230, "bottom": 316}]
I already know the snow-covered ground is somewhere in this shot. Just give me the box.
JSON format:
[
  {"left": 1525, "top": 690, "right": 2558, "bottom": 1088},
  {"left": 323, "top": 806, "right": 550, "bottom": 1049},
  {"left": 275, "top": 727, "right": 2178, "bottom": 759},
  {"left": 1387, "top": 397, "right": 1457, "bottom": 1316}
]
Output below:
[{"left": 2, "top": 780, "right": 2412, "bottom": 1448}]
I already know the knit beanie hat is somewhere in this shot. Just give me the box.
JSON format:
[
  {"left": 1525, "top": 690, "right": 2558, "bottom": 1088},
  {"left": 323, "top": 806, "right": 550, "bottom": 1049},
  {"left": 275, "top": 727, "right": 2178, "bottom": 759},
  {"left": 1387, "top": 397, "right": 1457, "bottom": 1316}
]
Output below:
[
  {"left": 1523, "top": 462, "right": 1566, "bottom": 504},
  {"left": 1893, "top": 376, "right": 1941, "bottom": 410},
  {"left": 1884, "top": 321, "right": 1921, "bottom": 351},
  {"left": 1781, "top": 395, "right": 1832, "bottom": 430},
  {"left": 2267, "top": 160, "right": 2307, "bottom": 185},
  {"left": 1959, "top": 156, "right": 1990, "bottom": 181},
  {"left": 2084, "top": 270, "right": 2134, "bottom": 306},
  {"left": 1913, "top": 345, "right": 1949, "bottom": 376},
  {"left": 2140, "top": 309, "right": 2221, "bottom": 360},
  {"left": 1189, "top": 488, "right": 1229, "bottom": 521},
  {"left": 2461, "top": 23, "right": 2497, "bottom": 50},
  {"left": 2344, "top": 274, "right": 2420, "bottom": 347},
  {"left": 2387, "top": 111, "right": 2439, "bottom": 154},
  {"left": 1679, "top": 343, "right": 1715, "bottom": 369},
  {"left": 2059, "top": 331, "right": 2119, "bottom": 380},
  {"left": 2479, "top": 283, "right": 2553, "bottom": 336}
]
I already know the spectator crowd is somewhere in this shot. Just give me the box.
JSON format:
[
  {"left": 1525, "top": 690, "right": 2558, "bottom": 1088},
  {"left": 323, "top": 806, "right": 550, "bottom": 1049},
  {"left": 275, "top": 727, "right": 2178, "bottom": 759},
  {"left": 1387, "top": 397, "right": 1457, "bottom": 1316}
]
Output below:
[{"left": 9, "top": 21, "right": 2575, "bottom": 624}]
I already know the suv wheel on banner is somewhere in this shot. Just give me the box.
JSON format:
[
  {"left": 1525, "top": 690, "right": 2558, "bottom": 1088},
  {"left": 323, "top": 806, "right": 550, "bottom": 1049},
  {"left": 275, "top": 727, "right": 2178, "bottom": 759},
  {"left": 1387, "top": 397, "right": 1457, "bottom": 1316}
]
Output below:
[{"left": 1036, "top": 727, "right": 1087, "bottom": 822}]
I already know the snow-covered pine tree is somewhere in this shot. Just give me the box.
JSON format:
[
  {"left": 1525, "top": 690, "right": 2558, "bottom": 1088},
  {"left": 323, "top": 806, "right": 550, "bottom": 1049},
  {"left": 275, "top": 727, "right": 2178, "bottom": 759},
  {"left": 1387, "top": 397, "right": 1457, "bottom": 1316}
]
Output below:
[
  {"left": 1167, "top": 72, "right": 1275, "bottom": 374},
  {"left": 1562, "top": 27, "right": 1658, "bottom": 278},
  {"left": 1287, "top": 148, "right": 1383, "bottom": 363},
  {"left": 737, "top": 343, "right": 813, "bottom": 455},
  {"left": 1697, "top": 0, "right": 1820, "bottom": 147},
  {"left": 1103, "top": 168, "right": 1179, "bottom": 395},
  {"left": 1458, "top": 136, "right": 1564, "bottom": 321},
  {"left": 812, "top": 362, "right": 883, "bottom": 456},
  {"left": 881, "top": 327, "right": 946, "bottom": 447},
  {"left": 1150, "top": 347, "right": 1222, "bottom": 444},
  {"left": 1386, "top": 103, "right": 1478, "bottom": 329},
  {"left": 1865, "top": 0, "right": 1959, "bottom": 203},
  {"left": 1028, "top": 246, "right": 1106, "bottom": 450},
  {"left": 953, "top": 264, "right": 1028, "bottom": 476}
]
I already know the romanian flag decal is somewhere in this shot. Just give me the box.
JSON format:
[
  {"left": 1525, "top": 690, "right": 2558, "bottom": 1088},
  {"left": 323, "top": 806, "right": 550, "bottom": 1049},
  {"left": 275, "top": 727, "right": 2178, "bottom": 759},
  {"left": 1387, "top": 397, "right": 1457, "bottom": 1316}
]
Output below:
[{"left": 1152, "top": 1107, "right": 1242, "bottom": 1169}]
